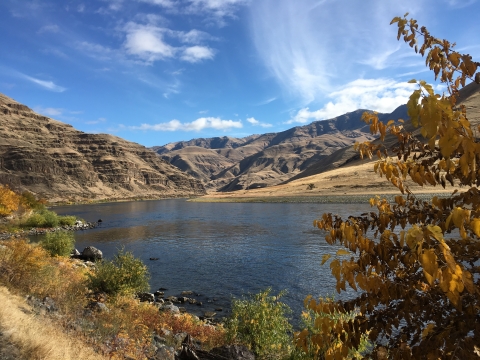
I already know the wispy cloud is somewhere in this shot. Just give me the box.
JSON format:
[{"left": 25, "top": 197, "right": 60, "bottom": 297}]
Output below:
[
  {"left": 33, "top": 107, "right": 63, "bottom": 116},
  {"left": 86, "top": 117, "right": 107, "bottom": 125},
  {"left": 21, "top": 74, "right": 66, "bottom": 92},
  {"left": 181, "top": 46, "right": 215, "bottom": 62},
  {"left": 38, "top": 24, "right": 60, "bottom": 34},
  {"left": 247, "top": 117, "right": 272, "bottom": 128},
  {"left": 250, "top": 0, "right": 423, "bottom": 104},
  {"left": 287, "top": 78, "right": 415, "bottom": 124},
  {"left": 122, "top": 22, "right": 216, "bottom": 64},
  {"left": 256, "top": 97, "right": 277, "bottom": 106},
  {"left": 131, "top": 117, "right": 243, "bottom": 131}
]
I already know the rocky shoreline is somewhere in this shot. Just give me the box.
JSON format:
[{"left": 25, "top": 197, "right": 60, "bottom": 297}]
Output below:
[{"left": 0, "top": 220, "right": 98, "bottom": 241}]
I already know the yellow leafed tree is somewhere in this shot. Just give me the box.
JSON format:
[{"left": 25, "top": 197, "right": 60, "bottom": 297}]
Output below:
[
  {"left": 0, "top": 184, "right": 21, "bottom": 217},
  {"left": 296, "top": 14, "right": 480, "bottom": 359}
]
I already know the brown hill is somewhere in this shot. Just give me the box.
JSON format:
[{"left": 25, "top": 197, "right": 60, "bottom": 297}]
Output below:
[
  {"left": 287, "top": 81, "right": 480, "bottom": 183},
  {"left": 0, "top": 93, "right": 205, "bottom": 202},
  {"left": 153, "top": 108, "right": 407, "bottom": 191}
]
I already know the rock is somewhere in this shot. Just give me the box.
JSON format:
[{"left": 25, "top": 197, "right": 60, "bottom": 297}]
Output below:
[
  {"left": 174, "top": 332, "right": 188, "bottom": 345},
  {"left": 181, "top": 290, "right": 193, "bottom": 295},
  {"left": 161, "top": 303, "right": 180, "bottom": 314},
  {"left": 179, "top": 307, "right": 187, "bottom": 313},
  {"left": 71, "top": 248, "right": 81, "bottom": 257},
  {"left": 138, "top": 292, "right": 155, "bottom": 302},
  {"left": 154, "top": 291, "right": 164, "bottom": 298},
  {"left": 97, "top": 219, "right": 103, "bottom": 223},
  {"left": 81, "top": 246, "right": 103, "bottom": 261},
  {"left": 155, "top": 298, "right": 165, "bottom": 306},
  {"left": 153, "top": 334, "right": 166, "bottom": 345},
  {"left": 150, "top": 345, "right": 175, "bottom": 360},
  {"left": 188, "top": 298, "right": 197, "bottom": 304},
  {"left": 203, "top": 311, "right": 216, "bottom": 319},
  {"left": 149, "top": 257, "right": 159, "bottom": 260},
  {"left": 178, "top": 297, "right": 188, "bottom": 303},
  {"left": 214, "top": 308, "right": 223, "bottom": 312},
  {"left": 158, "top": 287, "right": 168, "bottom": 291},
  {"left": 208, "top": 345, "right": 255, "bottom": 360},
  {"left": 42, "top": 296, "right": 57, "bottom": 312},
  {"left": 166, "top": 296, "right": 178, "bottom": 303},
  {"left": 92, "top": 302, "right": 109, "bottom": 312}
]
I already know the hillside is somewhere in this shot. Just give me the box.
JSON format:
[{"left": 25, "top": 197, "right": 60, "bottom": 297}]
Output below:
[
  {"left": 197, "top": 82, "right": 480, "bottom": 200},
  {"left": 153, "top": 107, "right": 408, "bottom": 191},
  {"left": 0, "top": 93, "right": 205, "bottom": 202}
]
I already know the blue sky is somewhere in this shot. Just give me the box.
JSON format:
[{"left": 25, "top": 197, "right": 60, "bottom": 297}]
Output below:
[{"left": 1, "top": 0, "right": 479, "bottom": 147}]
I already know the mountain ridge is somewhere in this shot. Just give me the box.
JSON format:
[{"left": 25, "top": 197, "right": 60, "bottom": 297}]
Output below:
[{"left": 0, "top": 93, "right": 205, "bottom": 202}]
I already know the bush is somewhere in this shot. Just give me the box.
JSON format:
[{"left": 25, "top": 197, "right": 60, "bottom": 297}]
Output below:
[
  {"left": 87, "top": 248, "right": 150, "bottom": 296},
  {"left": 225, "top": 288, "right": 292, "bottom": 360},
  {"left": 41, "top": 231, "right": 75, "bottom": 257},
  {"left": 58, "top": 216, "right": 77, "bottom": 226}
]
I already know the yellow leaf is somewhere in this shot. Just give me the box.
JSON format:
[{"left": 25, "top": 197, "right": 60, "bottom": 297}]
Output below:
[
  {"left": 422, "top": 323, "right": 435, "bottom": 339},
  {"left": 469, "top": 218, "right": 480, "bottom": 237},
  {"left": 321, "top": 254, "right": 332, "bottom": 265},
  {"left": 336, "top": 249, "right": 350, "bottom": 256}
]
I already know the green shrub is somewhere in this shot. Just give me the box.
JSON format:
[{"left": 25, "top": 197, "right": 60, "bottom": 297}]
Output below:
[
  {"left": 23, "top": 212, "right": 47, "bottom": 227},
  {"left": 22, "top": 209, "right": 73, "bottom": 228},
  {"left": 87, "top": 248, "right": 150, "bottom": 296},
  {"left": 58, "top": 215, "right": 77, "bottom": 226},
  {"left": 225, "top": 288, "right": 292, "bottom": 360},
  {"left": 40, "top": 231, "right": 75, "bottom": 257},
  {"left": 40, "top": 209, "right": 59, "bottom": 227}
]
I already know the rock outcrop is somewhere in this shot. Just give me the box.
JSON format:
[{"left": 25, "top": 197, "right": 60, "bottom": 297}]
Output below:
[{"left": 0, "top": 93, "right": 205, "bottom": 202}]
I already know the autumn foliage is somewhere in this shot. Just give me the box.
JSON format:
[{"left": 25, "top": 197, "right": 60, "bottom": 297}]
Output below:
[
  {"left": 0, "top": 184, "right": 21, "bottom": 217},
  {"left": 298, "top": 15, "right": 480, "bottom": 359}
]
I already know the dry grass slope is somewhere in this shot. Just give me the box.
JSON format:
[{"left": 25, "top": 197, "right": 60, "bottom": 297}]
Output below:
[{"left": 0, "top": 286, "right": 106, "bottom": 360}]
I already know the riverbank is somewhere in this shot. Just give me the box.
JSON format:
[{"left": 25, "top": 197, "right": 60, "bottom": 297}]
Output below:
[
  {"left": 0, "top": 221, "right": 97, "bottom": 241},
  {"left": 191, "top": 192, "right": 454, "bottom": 204}
]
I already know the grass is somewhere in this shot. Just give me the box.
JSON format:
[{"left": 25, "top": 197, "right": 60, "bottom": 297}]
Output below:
[{"left": 0, "top": 286, "right": 106, "bottom": 360}]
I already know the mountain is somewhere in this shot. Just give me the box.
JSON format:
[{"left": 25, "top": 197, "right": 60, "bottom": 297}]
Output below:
[
  {"left": 153, "top": 107, "right": 408, "bottom": 191},
  {"left": 287, "top": 81, "right": 480, "bottom": 183},
  {"left": 0, "top": 93, "right": 205, "bottom": 202}
]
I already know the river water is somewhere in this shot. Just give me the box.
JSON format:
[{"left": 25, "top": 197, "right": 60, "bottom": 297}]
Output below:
[{"left": 49, "top": 199, "right": 371, "bottom": 321}]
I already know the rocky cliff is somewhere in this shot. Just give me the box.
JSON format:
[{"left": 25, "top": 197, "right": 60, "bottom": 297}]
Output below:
[{"left": 0, "top": 93, "right": 205, "bottom": 202}]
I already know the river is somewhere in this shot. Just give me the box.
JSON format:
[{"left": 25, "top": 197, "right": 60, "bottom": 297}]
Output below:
[{"left": 49, "top": 199, "right": 371, "bottom": 322}]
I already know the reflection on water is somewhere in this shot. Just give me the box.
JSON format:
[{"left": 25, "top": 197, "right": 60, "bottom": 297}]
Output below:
[{"left": 49, "top": 199, "right": 371, "bottom": 321}]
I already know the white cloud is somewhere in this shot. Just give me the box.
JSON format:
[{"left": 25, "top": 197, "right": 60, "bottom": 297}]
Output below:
[
  {"left": 186, "top": 0, "right": 249, "bottom": 20},
  {"left": 181, "top": 46, "right": 214, "bottom": 62},
  {"left": 86, "top": 117, "right": 107, "bottom": 125},
  {"left": 250, "top": 0, "right": 425, "bottom": 104},
  {"left": 256, "top": 97, "right": 277, "bottom": 106},
  {"left": 124, "top": 24, "right": 176, "bottom": 62},
  {"left": 132, "top": 117, "right": 243, "bottom": 131},
  {"left": 77, "top": 41, "right": 116, "bottom": 61},
  {"left": 287, "top": 79, "right": 415, "bottom": 124},
  {"left": 178, "top": 29, "right": 215, "bottom": 44},
  {"left": 139, "top": 0, "right": 176, "bottom": 7},
  {"left": 247, "top": 117, "right": 273, "bottom": 128},
  {"left": 34, "top": 107, "right": 63, "bottom": 116},
  {"left": 22, "top": 74, "right": 66, "bottom": 92},
  {"left": 77, "top": 4, "right": 85, "bottom": 12},
  {"left": 38, "top": 24, "right": 60, "bottom": 34}
]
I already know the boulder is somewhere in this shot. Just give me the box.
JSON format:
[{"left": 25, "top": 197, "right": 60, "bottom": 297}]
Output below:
[
  {"left": 138, "top": 292, "right": 155, "bottom": 302},
  {"left": 150, "top": 345, "right": 175, "bottom": 360},
  {"left": 161, "top": 303, "right": 180, "bottom": 314},
  {"left": 81, "top": 246, "right": 103, "bottom": 261}
]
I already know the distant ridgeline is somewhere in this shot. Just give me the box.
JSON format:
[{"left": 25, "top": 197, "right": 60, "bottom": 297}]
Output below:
[{"left": 153, "top": 82, "right": 480, "bottom": 193}]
